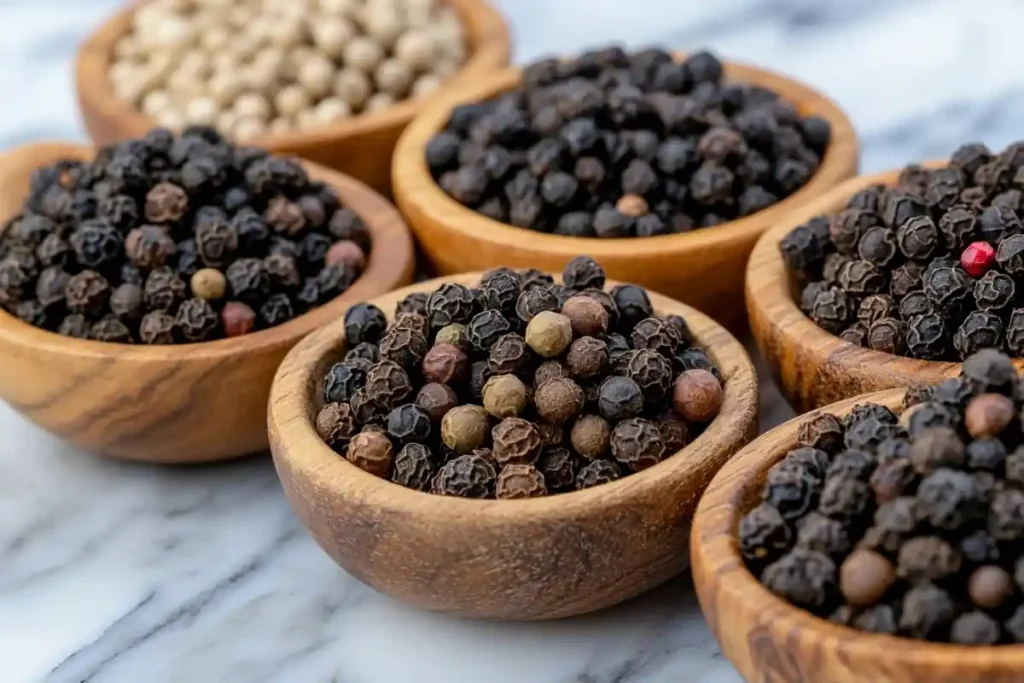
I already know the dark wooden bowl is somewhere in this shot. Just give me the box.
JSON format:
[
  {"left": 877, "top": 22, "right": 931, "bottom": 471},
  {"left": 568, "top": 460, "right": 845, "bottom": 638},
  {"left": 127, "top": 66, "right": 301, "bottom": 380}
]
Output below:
[
  {"left": 75, "top": 0, "right": 510, "bottom": 194},
  {"left": 391, "top": 57, "right": 858, "bottom": 330},
  {"left": 0, "top": 142, "right": 415, "bottom": 463},
  {"left": 268, "top": 273, "right": 759, "bottom": 620},
  {"left": 691, "top": 389, "right": 1024, "bottom": 683},
  {"left": 744, "top": 162, "right": 1024, "bottom": 413}
]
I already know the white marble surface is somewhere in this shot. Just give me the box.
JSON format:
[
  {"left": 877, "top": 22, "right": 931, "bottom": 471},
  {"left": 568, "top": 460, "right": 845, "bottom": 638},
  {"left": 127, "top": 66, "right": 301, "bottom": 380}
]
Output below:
[{"left": 2, "top": 0, "right": 1023, "bottom": 681}]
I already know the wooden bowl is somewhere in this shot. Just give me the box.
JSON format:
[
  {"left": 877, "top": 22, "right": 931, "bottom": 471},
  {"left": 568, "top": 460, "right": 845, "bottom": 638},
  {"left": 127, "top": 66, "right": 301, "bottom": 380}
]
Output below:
[
  {"left": 391, "top": 58, "right": 858, "bottom": 331},
  {"left": 0, "top": 142, "right": 415, "bottom": 463},
  {"left": 744, "top": 162, "right": 1023, "bottom": 413},
  {"left": 74, "top": 0, "right": 510, "bottom": 195},
  {"left": 268, "top": 273, "right": 759, "bottom": 620},
  {"left": 691, "top": 389, "right": 1024, "bottom": 683}
]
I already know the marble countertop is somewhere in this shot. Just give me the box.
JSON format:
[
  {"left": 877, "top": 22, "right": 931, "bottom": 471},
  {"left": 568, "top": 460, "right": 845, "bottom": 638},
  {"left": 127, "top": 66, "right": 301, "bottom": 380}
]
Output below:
[{"left": 3, "top": 0, "right": 1023, "bottom": 681}]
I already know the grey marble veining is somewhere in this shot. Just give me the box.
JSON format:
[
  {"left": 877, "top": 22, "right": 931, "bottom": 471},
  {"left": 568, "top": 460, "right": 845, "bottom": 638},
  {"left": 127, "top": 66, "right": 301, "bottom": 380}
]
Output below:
[{"left": 0, "top": 0, "right": 1019, "bottom": 680}]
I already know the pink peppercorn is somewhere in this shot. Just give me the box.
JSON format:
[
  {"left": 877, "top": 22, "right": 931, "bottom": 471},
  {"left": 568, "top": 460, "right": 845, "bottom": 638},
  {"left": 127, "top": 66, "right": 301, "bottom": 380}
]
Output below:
[
  {"left": 961, "top": 242, "right": 996, "bottom": 278},
  {"left": 325, "top": 240, "right": 366, "bottom": 270},
  {"left": 221, "top": 301, "right": 256, "bottom": 337}
]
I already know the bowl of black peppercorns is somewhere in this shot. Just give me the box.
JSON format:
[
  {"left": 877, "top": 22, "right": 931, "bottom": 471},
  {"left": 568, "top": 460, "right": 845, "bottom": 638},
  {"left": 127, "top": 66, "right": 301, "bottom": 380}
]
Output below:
[
  {"left": 392, "top": 46, "right": 857, "bottom": 330},
  {"left": 0, "top": 128, "right": 414, "bottom": 463},
  {"left": 749, "top": 143, "right": 1024, "bottom": 412},
  {"left": 268, "top": 256, "right": 758, "bottom": 620},
  {"left": 693, "top": 349, "right": 1024, "bottom": 682}
]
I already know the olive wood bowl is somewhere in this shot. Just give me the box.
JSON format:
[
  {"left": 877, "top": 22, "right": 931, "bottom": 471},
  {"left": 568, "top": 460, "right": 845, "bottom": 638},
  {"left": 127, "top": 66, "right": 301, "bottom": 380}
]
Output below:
[
  {"left": 0, "top": 142, "right": 414, "bottom": 463},
  {"left": 268, "top": 273, "right": 759, "bottom": 620},
  {"left": 691, "top": 389, "right": 1024, "bottom": 683},
  {"left": 746, "top": 162, "right": 1024, "bottom": 413},
  {"left": 74, "top": 0, "right": 510, "bottom": 195},
  {"left": 391, "top": 57, "right": 858, "bottom": 331}
]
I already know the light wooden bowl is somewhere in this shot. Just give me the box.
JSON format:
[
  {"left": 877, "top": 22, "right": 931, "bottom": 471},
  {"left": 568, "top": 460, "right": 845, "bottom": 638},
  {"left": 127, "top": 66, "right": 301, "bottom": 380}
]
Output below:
[
  {"left": 391, "top": 57, "right": 858, "bottom": 331},
  {"left": 744, "top": 162, "right": 1023, "bottom": 413},
  {"left": 0, "top": 142, "right": 415, "bottom": 463},
  {"left": 75, "top": 0, "right": 510, "bottom": 195},
  {"left": 691, "top": 389, "right": 1024, "bottom": 683},
  {"left": 268, "top": 273, "right": 759, "bottom": 620}
]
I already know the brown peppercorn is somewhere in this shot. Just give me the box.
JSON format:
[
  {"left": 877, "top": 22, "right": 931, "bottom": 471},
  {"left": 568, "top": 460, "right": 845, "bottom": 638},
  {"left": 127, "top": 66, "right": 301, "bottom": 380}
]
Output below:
[
  {"left": 90, "top": 316, "right": 132, "bottom": 343},
  {"left": 416, "top": 382, "right": 458, "bottom": 422},
  {"left": 534, "top": 360, "right": 570, "bottom": 387},
  {"left": 346, "top": 429, "right": 394, "bottom": 477},
  {"left": 109, "top": 283, "right": 144, "bottom": 321},
  {"left": 221, "top": 301, "right": 256, "bottom": 337},
  {"left": 393, "top": 312, "right": 430, "bottom": 339},
  {"left": 315, "top": 401, "right": 357, "bottom": 449},
  {"left": 421, "top": 343, "right": 469, "bottom": 385},
  {"left": 610, "top": 417, "right": 665, "bottom": 471},
  {"left": 535, "top": 420, "right": 564, "bottom": 447},
  {"left": 175, "top": 297, "right": 219, "bottom": 342},
  {"left": 525, "top": 310, "right": 573, "bottom": 358},
  {"left": 839, "top": 549, "right": 896, "bottom": 607},
  {"left": 143, "top": 267, "right": 187, "bottom": 312},
  {"left": 379, "top": 327, "right": 429, "bottom": 371},
  {"left": 265, "top": 196, "right": 306, "bottom": 236},
  {"left": 566, "top": 336, "right": 608, "bottom": 379},
  {"left": 561, "top": 295, "right": 609, "bottom": 337},
  {"left": 495, "top": 464, "right": 548, "bottom": 499},
  {"left": 435, "top": 323, "right": 469, "bottom": 350},
  {"left": 65, "top": 269, "right": 110, "bottom": 315},
  {"left": 365, "top": 360, "right": 414, "bottom": 408},
  {"left": 126, "top": 226, "right": 177, "bottom": 269},
  {"left": 968, "top": 565, "right": 1015, "bottom": 610},
  {"left": 657, "top": 411, "right": 690, "bottom": 453},
  {"left": 145, "top": 182, "right": 189, "bottom": 223},
  {"left": 326, "top": 240, "right": 366, "bottom": 270},
  {"left": 440, "top": 404, "right": 490, "bottom": 454},
  {"left": 492, "top": 417, "right": 543, "bottom": 466},
  {"left": 534, "top": 377, "right": 585, "bottom": 424},
  {"left": 482, "top": 374, "right": 528, "bottom": 418},
  {"left": 616, "top": 194, "right": 649, "bottom": 217},
  {"left": 570, "top": 414, "right": 611, "bottom": 459},
  {"left": 672, "top": 369, "right": 723, "bottom": 422},
  {"left": 965, "top": 393, "right": 1017, "bottom": 438},
  {"left": 190, "top": 268, "right": 226, "bottom": 300},
  {"left": 139, "top": 310, "right": 175, "bottom": 344}
]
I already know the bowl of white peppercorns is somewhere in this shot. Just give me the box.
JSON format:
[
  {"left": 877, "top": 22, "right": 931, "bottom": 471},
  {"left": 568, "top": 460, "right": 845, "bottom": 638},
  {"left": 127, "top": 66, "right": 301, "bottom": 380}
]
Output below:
[{"left": 75, "top": 0, "right": 510, "bottom": 194}]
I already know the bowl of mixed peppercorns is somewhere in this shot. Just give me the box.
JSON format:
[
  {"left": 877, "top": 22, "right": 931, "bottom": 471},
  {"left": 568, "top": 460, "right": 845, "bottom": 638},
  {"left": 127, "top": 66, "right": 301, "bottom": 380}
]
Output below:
[
  {"left": 0, "top": 127, "right": 414, "bottom": 463},
  {"left": 749, "top": 143, "right": 1024, "bottom": 412},
  {"left": 268, "top": 256, "right": 757, "bottom": 620},
  {"left": 76, "top": 0, "right": 510, "bottom": 193},
  {"left": 692, "top": 349, "right": 1024, "bottom": 682},
  {"left": 392, "top": 46, "right": 856, "bottom": 329}
]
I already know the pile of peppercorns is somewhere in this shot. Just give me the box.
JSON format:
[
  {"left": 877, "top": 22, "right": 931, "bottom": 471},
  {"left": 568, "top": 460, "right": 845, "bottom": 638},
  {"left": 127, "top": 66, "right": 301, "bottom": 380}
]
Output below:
[
  {"left": 315, "top": 256, "right": 725, "bottom": 499},
  {"left": 0, "top": 126, "right": 369, "bottom": 343},
  {"left": 740, "top": 349, "right": 1024, "bottom": 644},
  {"left": 781, "top": 141, "right": 1024, "bottom": 361},
  {"left": 425, "top": 47, "right": 830, "bottom": 238}
]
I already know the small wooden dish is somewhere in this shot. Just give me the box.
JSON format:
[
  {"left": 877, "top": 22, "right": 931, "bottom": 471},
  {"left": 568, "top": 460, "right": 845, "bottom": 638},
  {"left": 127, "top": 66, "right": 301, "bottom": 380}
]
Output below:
[
  {"left": 268, "top": 273, "right": 759, "bottom": 620},
  {"left": 691, "top": 389, "right": 1024, "bottom": 683},
  {"left": 0, "top": 142, "right": 415, "bottom": 464},
  {"left": 74, "top": 0, "right": 510, "bottom": 194},
  {"left": 744, "top": 162, "right": 1024, "bottom": 413},
  {"left": 391, "top": 57, "right": 858, "bottom": 330}
]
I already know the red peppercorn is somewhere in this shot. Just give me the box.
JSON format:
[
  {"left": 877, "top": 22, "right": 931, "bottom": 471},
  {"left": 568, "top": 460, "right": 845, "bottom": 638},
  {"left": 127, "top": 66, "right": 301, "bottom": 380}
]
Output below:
[
  {"left": 961, "top": 241, "right": 996, "bottom": 278},
  {"left": 222, "top": 301, "right": 256, "bottom": 337}
]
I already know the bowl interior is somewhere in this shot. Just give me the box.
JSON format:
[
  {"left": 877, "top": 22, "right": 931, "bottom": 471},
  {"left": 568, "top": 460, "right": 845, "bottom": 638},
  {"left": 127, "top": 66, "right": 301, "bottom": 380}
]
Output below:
[
  {"left": 393, "top": 54, "right": 859, "bottom": 259},
  {"left": 78, "top": 0, "right": 511, "bottom": 147},
  {"left": 0, "top": 142, "right": 414, "bottom": 360},
  {"left": 273, "top": 272, "right": 759, "bottom": 516}
]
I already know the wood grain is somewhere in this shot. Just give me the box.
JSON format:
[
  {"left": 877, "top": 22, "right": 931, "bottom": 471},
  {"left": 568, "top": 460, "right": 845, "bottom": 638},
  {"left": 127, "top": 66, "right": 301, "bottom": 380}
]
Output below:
[
  {"left": 391, "top": 57, "right": 859, "bottom": 331},
  {"left": 268, "top": 273, "right": 759, "bottom": 620},
  {"left": 691, "top": 389, "right": 1024, "bottom": 683},
  {"left": 74, "top": 0, "right": 510, "bottom": 195},
  {"left": 0, "top": 142, "right": 415, "bottom": 463},
  {"left": 745, "top": 162, "right": 1024, "bottom": 413}
]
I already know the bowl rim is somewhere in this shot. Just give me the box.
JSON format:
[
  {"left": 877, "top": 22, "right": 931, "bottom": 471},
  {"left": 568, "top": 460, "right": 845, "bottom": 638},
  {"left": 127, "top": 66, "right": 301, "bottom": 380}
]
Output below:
[
  {"left": 391, "top": 54, "right": 859, "bottom": 260},
  {"left": 268, "top": 271, "right": 759, "bottom": 516},
  {"left": 745, "top": 158, "right": 981, "bottom": 376},
  {"left": 0, "top": 141, "right": 414, "bottom": 363},
  {"left": 691, "top": 387, "right": 1024, "bottom": 672},
  {"left": 74, "top": 0, "right": 511, "bottom": 148}
]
